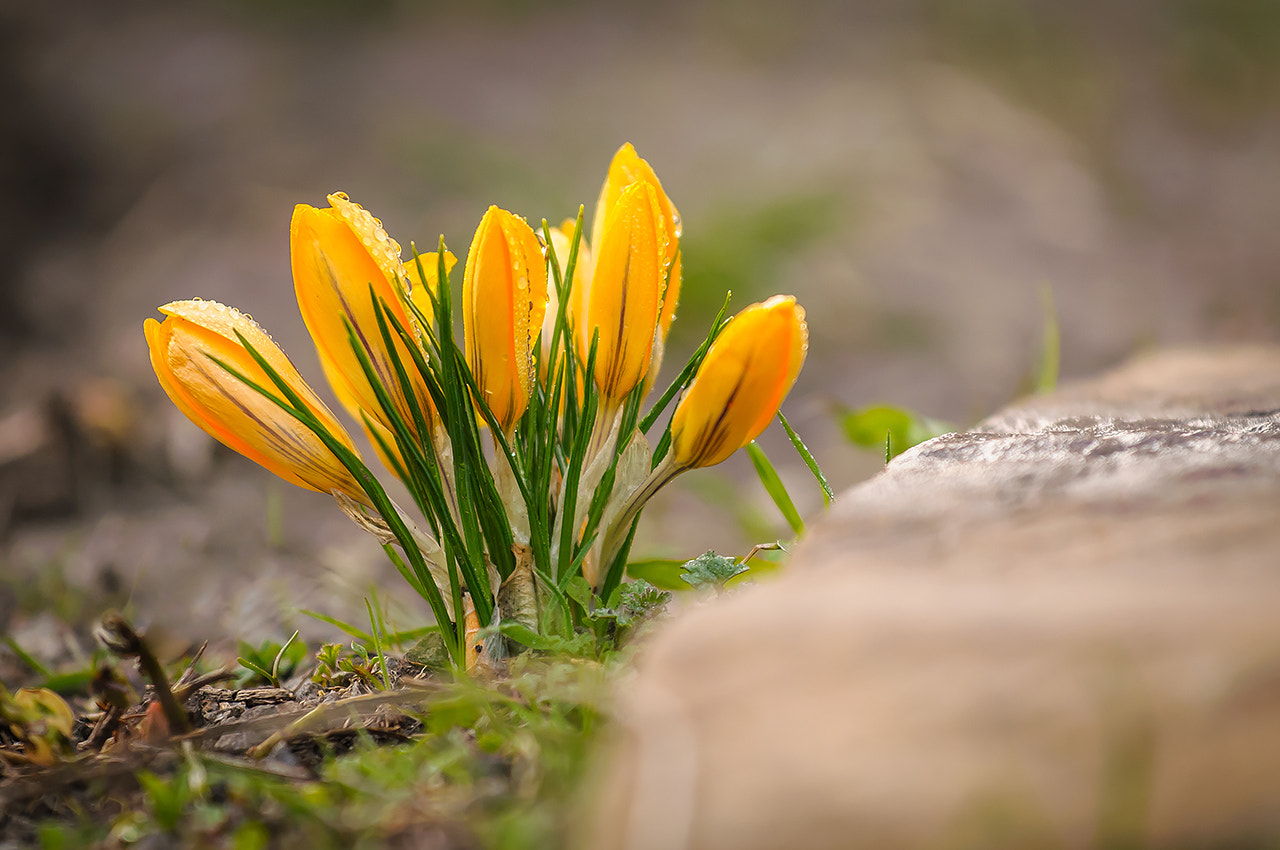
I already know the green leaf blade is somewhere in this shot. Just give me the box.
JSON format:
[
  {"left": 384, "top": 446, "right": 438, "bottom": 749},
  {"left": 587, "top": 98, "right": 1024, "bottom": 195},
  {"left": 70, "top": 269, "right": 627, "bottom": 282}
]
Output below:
[{"left": 746, "top": 441, "right": 804, "bottom": 535}]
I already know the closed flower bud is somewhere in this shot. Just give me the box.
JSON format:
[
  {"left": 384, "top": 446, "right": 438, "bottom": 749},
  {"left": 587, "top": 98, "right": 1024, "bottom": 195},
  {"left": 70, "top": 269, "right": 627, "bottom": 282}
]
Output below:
[
  {"left": 578, "top": 180, "right": 667, "bottom": 403},
  {"left": 670, "top": 295, "right": 808, "bottom": 469},
  {"left": 463, "top": 206, "right": 548, "bottom": 433},
  {"left": 405, "top": 250, "right": 458, "bottom": 321},
  {"left": 591, "top": 143, "right": 682, "bottom": 338},
  {"left": 291, "top": 193, "right": 434, "bottom": 438},
  {"left": 145, "top": 299, "right": 366, "bottom": 499}
]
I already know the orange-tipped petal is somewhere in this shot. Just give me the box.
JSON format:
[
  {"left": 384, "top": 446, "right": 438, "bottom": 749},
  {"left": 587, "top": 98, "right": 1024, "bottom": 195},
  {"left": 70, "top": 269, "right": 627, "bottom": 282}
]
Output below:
[
  {"left": 669, "top": 295, "right": 808, "bottom": 469},
  {"left": 291, "top": 194, "right": 434, "bottom": 444},
  {"left": 462, "top": 206, "right": 548, "bottom": 433},
  {"left": 145, "top": 299, "right": 366, "bottom": 499}
]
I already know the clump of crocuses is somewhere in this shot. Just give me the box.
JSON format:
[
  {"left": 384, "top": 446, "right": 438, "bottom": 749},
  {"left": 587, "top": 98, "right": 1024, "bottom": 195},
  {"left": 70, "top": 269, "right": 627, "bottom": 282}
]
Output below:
[{"left": 145, "top": 144, "right": 810, "bottom": 670}]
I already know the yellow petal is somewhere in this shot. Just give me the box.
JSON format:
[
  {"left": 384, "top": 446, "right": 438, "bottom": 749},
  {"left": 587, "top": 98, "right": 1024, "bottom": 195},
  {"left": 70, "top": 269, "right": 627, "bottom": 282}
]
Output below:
[
  {"left": 145, "top": 300, "right": 366, "bottom": 499},
  {"left": 462, "top": 206, "right": 548, "bottom": 432},
  {"left": 405, "top": 250, "right": 458, "bottom": 320},
  {"left": 291, "top": 195, "right": 435, "bottom": 443},
  {"left": 591, "top": 144, "right": 682, "bottom": 337},
  {"left": 544, "top": 223, "right": 591, "bottom": 365},
  {"left": 669, "top": 295, "right": 808, "bottom": 469},
  {"left": 583, "top": 181, "right": 666, "bottom": 402},
  {"left": 660, "top": 250, "right": 682, "bottom": 338}
]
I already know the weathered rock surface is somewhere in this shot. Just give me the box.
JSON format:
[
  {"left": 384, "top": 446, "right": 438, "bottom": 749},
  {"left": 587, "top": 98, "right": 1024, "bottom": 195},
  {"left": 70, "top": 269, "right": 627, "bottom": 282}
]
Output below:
[{"left": 587, "top": 346, "right": 1280, "bottom": 850}]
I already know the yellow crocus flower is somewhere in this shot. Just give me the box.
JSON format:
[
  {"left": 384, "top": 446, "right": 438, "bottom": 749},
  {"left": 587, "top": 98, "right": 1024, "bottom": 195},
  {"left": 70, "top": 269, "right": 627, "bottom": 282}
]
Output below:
[
  {"left": 291, "top": 193, "right": 434, "bottom": 438},
  {"left": 462, "top": 206, "right": 548, "bottom": 433},
  {"left": 591, "top": 143, "right": 682, "bottom": 338},
  {"left": 145, "top": 299, "right": 366, "bottom": 500},
  {"left": 670, "top": 295, "right": 808, "bottom": 469},
  {"left": 593, "top": 295, "right": 807, "bottom": 586},
  {"left": 579, "top": 180, "right": 667, "bottom": 403}
]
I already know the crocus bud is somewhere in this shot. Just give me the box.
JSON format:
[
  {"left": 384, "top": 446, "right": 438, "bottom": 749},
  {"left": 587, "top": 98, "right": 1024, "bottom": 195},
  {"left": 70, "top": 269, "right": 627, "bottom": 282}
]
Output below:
[
  {"left": 578, "top": 181, "right": 667, "bottom": 403},
  {"left": 405, "top": 250, "right": 458, "bottom": 321},
  {"left": 591, "top": 143, "right": 682, "bottom": 338},
  {"left": 145, "top": 299, "right": 366, "bottom": 500},
  {"left": 462, "top": 206, "right": 548, "bottom": 433},
  {"left": 291, "top": 193, "right": 434, "bottom": 438},
  {"left": 670, "top": 295, "right": 808, "bottom": 469},
  {"left": 542, "top": 220, "right": 591, "bottom": 368}
]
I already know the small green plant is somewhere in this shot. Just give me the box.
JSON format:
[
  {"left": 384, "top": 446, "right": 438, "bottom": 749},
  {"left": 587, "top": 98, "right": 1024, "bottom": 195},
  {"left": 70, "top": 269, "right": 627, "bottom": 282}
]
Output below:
[
  {"left": 679, "top": 550, "right": 752, "bottom": 591},
  {"left": 840, "top": 403, "right": 953, "bottom": 462},
  {"left": 841, "top": 284, "right": 1063, "bottom": 463},
  {"left": 312, "top": 642, "right": 387, "bottom": 690},
  {"left": 235, "top": 630, "right": 305, "bottom": 688},
  {"left": 622, "top": 542, "right": 784, "bottom": 592}
]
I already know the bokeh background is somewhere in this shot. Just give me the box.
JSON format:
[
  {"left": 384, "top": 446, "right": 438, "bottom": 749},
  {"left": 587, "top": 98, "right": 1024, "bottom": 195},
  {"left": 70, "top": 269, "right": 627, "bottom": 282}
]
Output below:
[{"left": 4, "top": 0, "right": 1280, "bottom": 652}]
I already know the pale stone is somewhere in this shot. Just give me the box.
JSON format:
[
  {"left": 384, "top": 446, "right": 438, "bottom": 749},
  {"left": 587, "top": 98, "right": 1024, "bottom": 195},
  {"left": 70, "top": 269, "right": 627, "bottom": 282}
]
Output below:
[{"left": 587, "top": 346, "right": 1280, "bottom": 850}]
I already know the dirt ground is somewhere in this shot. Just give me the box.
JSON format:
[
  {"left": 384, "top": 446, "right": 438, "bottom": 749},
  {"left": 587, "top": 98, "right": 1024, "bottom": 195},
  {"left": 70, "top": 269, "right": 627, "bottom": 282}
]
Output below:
[{"left": 4, "top": 0, "right": 1280, "bottom": 660}]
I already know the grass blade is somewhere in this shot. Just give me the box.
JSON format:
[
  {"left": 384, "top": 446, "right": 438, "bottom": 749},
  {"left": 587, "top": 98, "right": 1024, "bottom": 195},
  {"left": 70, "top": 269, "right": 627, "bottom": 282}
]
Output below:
[
  {"left": 746, "top": 441, "right": 804, "bottom": 535},
  {"left": 778, "top": 411, "right": 833, "bottom": 507}
]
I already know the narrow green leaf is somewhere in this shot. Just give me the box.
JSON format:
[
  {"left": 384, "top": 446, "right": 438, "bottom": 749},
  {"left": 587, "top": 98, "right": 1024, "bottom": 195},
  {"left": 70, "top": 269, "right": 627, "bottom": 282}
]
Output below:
[
  {"left": 778, "top": 411, "right": 833, "bottom": 507},
  {"left": 36, "top": 670, "right": 95, "bottom": 694},
  {"left": 365, "top": 598, "right": 390, "bottom": 690},
  {"left": 1037, "top": 283, "right": 1060, "bottom": 394},
  {"left": 746, "top": 441, "right": 804, "bottom": 535},
  {"left": 270, "top": 630, "right": 300, "bottom": 682},
  {"left": 2, "top": 635, "right": 51, "bottom": 677},
  {"left": 597, "top": 515, "right": 640, "bottom": 604},
  {"left": 556, "top": 336, "right": 601, "bottom": 584},
  {"left": 300, "top": 609, "right": 372, "bottom": 644},
  {"left": 236, "top": 658, "right": 274, "bottom": 684}
]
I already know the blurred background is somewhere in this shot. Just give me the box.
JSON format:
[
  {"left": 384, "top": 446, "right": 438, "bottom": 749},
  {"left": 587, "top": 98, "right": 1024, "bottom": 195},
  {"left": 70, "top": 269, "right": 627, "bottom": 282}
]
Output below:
[{"left": 4, "top": 0, "right": 1280, "bottom": 652}]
